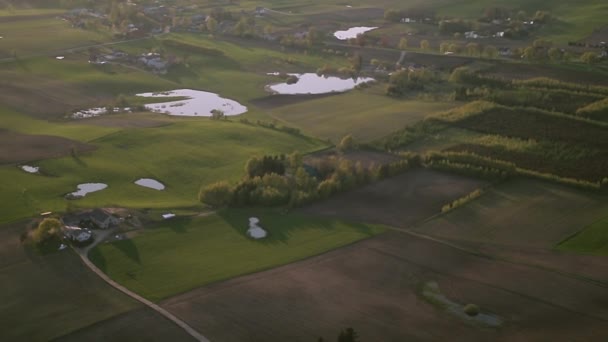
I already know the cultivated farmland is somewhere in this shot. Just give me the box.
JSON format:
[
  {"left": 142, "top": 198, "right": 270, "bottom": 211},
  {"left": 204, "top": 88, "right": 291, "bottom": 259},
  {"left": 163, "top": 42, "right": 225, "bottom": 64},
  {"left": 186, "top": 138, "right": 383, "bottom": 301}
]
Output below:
[
  {"left": 161, "top": 231, "right": 608, "bottom": 342},
  {"left": 300, "top": 168, "right": 486, "bottom": 228}
]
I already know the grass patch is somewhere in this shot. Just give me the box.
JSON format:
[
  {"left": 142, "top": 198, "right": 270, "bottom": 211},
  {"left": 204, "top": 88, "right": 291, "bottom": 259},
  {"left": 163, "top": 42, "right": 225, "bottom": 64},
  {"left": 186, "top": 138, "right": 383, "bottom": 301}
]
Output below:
[
  {"left": 557, "top": 217, "right": 608, "bottom": 255},
  {"left": 270, "top": 89, "right": 455, "bottom": 143},
  {"left": 89, "top": 209, "right": 385, "bottom": 301},
  {"left": 0, "top": 120, "right": 326, "bottom": 224}
]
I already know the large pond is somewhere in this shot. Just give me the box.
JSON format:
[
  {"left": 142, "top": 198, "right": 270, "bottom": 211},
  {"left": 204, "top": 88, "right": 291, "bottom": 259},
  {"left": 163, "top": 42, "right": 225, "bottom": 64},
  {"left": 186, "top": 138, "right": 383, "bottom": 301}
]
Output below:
[
  {"left": 136, "top": 89, "right": 247, "bottom": 116},
  {"left": 334, "top": 26, "right": 378, "bottom": 40},
  {"left": 267, "top": 73, "right": 374, "bottom": 95},
  {"left": 67, "top": 183, "right": 108, "bottom": 198},
  {"left": 134, "top": 178, "right": 165, "bottom": 190}
]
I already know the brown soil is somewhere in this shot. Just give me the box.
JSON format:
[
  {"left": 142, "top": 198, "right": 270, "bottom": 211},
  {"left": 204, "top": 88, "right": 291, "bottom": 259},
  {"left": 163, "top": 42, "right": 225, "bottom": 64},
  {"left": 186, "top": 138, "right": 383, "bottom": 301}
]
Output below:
[
  {"left": 0, "top": 129, "right": 95, "bottom": 164},
  {"left": 161, "top": 231, "right": 608, "bottom": 342},
  {"left": 299, "top": 168, "right": 486, "bottom": 228}
]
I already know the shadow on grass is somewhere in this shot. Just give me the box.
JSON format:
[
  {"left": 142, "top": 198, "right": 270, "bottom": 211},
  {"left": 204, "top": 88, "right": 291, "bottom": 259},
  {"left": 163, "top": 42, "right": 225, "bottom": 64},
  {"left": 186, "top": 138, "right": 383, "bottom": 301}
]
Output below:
[
  {"left": 166, "top": 217, "right": 192, "bottom": 234},
  {"left": 217, "top": 208, "right": 375, "bottom": 245},
  {"left": 111, "top": 238, "right": 142, "bottom": 264},
  {"left": 88, "top": 246, "right": 107, "bottom": 272}
]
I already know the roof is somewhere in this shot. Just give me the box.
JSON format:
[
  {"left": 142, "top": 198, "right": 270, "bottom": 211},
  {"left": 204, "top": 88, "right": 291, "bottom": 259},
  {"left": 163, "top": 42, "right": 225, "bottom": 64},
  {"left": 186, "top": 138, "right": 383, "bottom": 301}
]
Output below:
[{"left": 90, "top": 208, "right": 111, "bottom": 222}]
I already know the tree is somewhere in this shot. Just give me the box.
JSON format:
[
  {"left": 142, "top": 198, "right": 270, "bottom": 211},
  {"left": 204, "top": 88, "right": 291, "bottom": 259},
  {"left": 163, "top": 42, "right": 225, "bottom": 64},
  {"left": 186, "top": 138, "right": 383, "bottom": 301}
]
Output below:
[
  {"left": 439, "top": 42, "right": 450, "bottom": 54},
  {"left": 287, "top": 151, "right": 303, "bottom": 170},
  {"left": 465, "top": 42, "right": 480, "bottom": 56},
  {"left": 233, "top": 17, "right": 248, "bottom": 36},
  {"left": 32, "top": 218, "right": 62, "bottom": 244},
  {"left": 210, "top": 109, "right": 225, "bottom": 120},
  {"left": 206, "top": 16, "right": 218, "bottom": 32},
  {"left": 581, "top": 51, "right": 599, "bottom": 65},
  {"left": 263, "top": 23, "right": 274, "bottom": 35},
  {"left": 337, "top": 134, "right": 355, "bottom": 152},
  {"left": 337, "top": 328, "right": 359, "bottom": 342},
  {"left": 398, "top": 37, "right": 408, "bottom": 50},
  {"left": 483, "top": 45, "right": 498, "bottom": 59},
  {"left": 384, "top": 9, "right": 401, "bottom": 22},
  {"left": 420, "top": 39, "right": 430, "bottom": 51},
  {"left": 199, "top": 181, "right": 233, "bottom": 207},
  {"left": 547, "top": 47, "right": 562, "bottom": 62}
]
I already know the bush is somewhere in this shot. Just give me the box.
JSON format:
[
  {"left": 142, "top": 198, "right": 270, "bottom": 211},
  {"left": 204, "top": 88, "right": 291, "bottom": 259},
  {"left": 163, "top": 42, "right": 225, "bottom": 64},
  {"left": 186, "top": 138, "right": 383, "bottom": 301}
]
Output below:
[
  {"left": 199, "top": 181, "right": 233, "bottom": 207},
  {"left": 463, "top": 304, "right": 480, "bottom": 316},
  {"left": 32, "top": 218, "right": 62, "bottom": 244}
]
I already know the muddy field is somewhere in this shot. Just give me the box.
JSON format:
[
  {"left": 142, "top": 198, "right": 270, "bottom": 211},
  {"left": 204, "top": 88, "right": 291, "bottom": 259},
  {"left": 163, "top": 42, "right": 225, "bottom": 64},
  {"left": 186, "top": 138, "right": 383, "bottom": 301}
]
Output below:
[
  {"left": 415, "top": 179, "right": 608, "bottom": 249},
  {"left": 0, "top": 129, "right": 95, "bottom": 164},
  {"left": 161, "top": 231, "right": 608, "bottom": 342},
  {"left": 53, "top": 307, "right": 195, "bottom": 342},
  {"left": 299, "top": 168, "right": 486, "bottom": 228}
]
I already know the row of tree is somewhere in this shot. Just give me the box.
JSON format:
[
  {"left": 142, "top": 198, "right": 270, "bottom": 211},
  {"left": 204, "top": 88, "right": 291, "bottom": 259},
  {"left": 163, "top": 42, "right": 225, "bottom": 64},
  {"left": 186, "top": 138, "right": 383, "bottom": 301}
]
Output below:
[{"left": 199, "top": 150, "right": 422, "bottom": 208}]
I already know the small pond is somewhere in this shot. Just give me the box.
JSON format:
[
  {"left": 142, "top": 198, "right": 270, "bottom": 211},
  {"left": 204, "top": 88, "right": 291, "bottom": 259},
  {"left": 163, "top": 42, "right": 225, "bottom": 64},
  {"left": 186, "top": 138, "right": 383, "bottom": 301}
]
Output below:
[
  {"left": 266, "top": 73, "right": 374, "bottom": 95},
  {"left": 20, "top": 165, "right": 39, "bottom": 173},
  {"left": 134, "top": 178, "right": 165, "bottom": 190},
  {"left": 67, "top": 183, "right": 108, "bottom": 198},
  {"left": 136, "top": 89, "right": 247, "bottom": 116},
  {"left": 333, "top": 26, "right": 378, "bottom": 40}
]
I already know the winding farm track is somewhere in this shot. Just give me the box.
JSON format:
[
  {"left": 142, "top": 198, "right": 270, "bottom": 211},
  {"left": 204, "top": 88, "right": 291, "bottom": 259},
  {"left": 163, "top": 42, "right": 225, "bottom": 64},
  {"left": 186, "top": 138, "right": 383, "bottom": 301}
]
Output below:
[{"left": 75, "top": 229, "right": 210, "bottom": 342}]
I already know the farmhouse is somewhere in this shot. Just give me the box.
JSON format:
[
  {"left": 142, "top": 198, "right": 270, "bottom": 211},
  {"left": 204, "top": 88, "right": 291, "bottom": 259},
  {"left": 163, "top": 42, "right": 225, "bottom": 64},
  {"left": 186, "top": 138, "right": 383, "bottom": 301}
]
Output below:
[
  {"left": 90, "top": 209, "right": 119, "bottom": 229},
  {"left": 62, "top": 209, "right": 119, "bottom": 229},
  {"left": 63, "top": 226, "right": 94, "bottom": 243}
]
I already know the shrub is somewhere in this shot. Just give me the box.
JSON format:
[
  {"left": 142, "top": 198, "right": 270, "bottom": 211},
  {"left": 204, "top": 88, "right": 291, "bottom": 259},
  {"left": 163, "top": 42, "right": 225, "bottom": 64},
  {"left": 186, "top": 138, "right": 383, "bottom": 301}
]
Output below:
[{"left": 463, "top": 304, "right": 480, "bottom": 316}]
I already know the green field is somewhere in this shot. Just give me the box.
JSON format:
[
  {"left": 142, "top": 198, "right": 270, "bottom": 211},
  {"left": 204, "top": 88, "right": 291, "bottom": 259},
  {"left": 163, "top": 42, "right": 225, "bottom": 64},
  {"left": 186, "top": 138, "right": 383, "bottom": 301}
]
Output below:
[
  {"left": 0, "top": 17, "right": 110, "bottom": 58},
  {"left": 557, "top": 217, "right": 608, "bottom": 255},
  {"left": 0, "top": 119, "right": 327, "bottom": 224},
  {"left": 270, "top": 88, "right": 455, "bottom": 142},
  {"left": 89, "top": 210, "right": 386, "bottom": 301}
]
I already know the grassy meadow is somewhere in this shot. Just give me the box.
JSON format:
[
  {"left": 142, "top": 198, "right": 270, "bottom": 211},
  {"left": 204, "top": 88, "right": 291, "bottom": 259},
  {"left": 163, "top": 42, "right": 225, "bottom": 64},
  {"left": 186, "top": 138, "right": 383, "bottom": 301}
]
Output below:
[
  {"left": 558, "top": 217, "right": 608, "bottom": 256},
  {"left": 269, "top": 87, "right": 456, "bottom": 143},
  {"left": 89, "top": 209, "right": 386, "bottom": 301},
  {"left": 0, "top": 119, "right": 327, "bottom": 224},
  {"left": 0, "top": 17, "right": 110, "bottom": 58}
]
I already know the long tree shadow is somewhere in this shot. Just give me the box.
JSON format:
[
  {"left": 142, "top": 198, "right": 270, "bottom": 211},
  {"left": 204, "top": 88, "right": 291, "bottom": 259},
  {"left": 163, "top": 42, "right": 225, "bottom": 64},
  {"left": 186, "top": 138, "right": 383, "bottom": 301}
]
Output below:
[
  {"left": 109, "top": 238, "right": 142, "bottom": 265},
  {"left": 217, "top": 208, "right": 375, "bottom": 245},
  {"left": 88, "top": 246, "right": 107, "bottom": 272}
]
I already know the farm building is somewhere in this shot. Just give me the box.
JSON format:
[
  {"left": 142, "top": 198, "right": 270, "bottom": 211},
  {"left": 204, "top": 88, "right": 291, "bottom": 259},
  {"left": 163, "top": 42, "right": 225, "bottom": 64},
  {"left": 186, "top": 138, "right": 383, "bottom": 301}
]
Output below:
[
  {"left": 90, "top": 209, "right": 119, "bottom": 229},
  {"left": 62, "top": 209, "right": 119, "bottom": 229},
  {"left": 63, "top": 226, "right": 94, "bottom": 243}
]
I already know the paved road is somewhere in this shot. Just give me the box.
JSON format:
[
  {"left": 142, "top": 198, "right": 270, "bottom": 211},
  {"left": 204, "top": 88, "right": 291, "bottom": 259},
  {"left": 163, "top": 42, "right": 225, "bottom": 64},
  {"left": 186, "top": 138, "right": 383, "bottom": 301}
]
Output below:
[{"left": 75, "top": 228, "right": 210, "bottom": 342}]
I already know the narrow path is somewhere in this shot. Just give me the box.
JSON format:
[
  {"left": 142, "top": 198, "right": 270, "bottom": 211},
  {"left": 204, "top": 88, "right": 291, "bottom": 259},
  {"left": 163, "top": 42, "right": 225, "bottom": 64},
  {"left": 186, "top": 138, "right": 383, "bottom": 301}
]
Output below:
[{"left": 75, "top": 230, "right": 210, "bottom": 342}]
